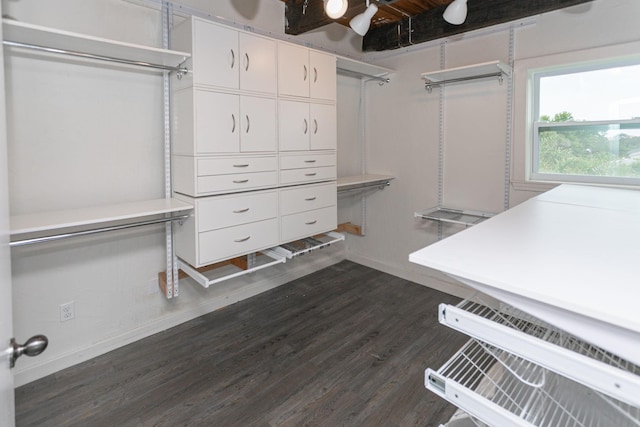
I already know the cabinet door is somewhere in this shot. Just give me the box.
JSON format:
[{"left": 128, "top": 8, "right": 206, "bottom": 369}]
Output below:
[
  {"left": 309, "top": 51, "right": 336, "bottom": 101},
  {"left": 196, "top": 90, "right": 239, "bottom": 153},
  {"left": 278, "top": 100, "right": 310, "bottom": 151},
  {"left": 193, "top": 20, "right": 239, "bottom": 89},
  {"left": 240, "top": 33, "right": 276, "bottom": 94},
  {"left": 310, "top": 103, "right": 336, "bottom": 150},
  {"left": 241, "top": 96, "right": 276, "bottom": 152},
  {"left": 278, "top": 43, "right": 309, "bottom": 98}
]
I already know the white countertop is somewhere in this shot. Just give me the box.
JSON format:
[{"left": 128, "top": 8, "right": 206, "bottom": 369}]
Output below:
[{"left": 410, "top": 184, "right": 640, "bottom": 364}]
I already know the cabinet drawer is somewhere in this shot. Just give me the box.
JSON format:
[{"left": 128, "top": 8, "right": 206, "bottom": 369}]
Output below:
[
  {"left": 197, "top": 156, "right": 277, "bottom": 176},
  {"left": 197, "top": 191, "right": 277, "bottom": 232},
  {"left": 279, "top": 182, "right": 336, "bottom": 216},
  {"left": 280, "top": 153, "right": 336, "bottom": 170},
  {"left": 197, "top": 171, "right": 278, "bottom": 194},
  {"left": 199, "top": 218, "right": 279, "bottom": 265},
  {"left": 280, "top": 166, "right": 336, "bottom": 185},
  {"left": 281, "top": 206, "right": 336, "bottom": 243}
]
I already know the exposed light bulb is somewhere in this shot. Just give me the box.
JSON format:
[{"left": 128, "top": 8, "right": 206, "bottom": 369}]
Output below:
[{"left": 324, "top": 0, "right": 348, "bottom": 19}]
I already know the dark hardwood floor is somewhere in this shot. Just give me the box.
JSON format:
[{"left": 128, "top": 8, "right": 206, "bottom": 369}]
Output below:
[{"left": 15, "top": 261, "right": 467, "bottom": 427}]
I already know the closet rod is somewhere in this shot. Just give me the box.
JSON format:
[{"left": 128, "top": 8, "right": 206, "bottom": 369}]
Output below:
[
  {"left": 10, "top": 214, "right": 190, "bottom": 247},
  {"left": 338, "top": 181, "right": 391, "bottom": 194},
  {"left": 2, "top": 40, "right": 189, "bottom": 76},
  {"left": 424, "top": 71, "right": 504, "bottom": 91}
]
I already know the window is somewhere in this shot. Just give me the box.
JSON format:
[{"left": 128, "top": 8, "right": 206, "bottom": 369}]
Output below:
[{"left": 531, "top": 60, "right": 640, "bottom": 186}]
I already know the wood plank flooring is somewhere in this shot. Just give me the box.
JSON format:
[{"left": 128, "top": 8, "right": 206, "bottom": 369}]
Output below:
[{"left": 15, "top": 261, "right": 468, "bottom": 427}]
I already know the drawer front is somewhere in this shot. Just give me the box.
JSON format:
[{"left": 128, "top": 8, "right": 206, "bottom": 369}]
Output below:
[
  {"left": 198, "top": 218, "right": 279, "bottom": 265},
  {"left": 280, "top": 166, "right": 336, "bottom": 185},
  {"left": 280, "top": 153, "right": 336, "bottom": 170},
  {"left": 197, "top": 171, "right": 278, "bottom": 195},
  {"left": 197, "top": 191, "right": 277, "bottom": 232},
  {"left": 197, "top": 156, "right": 277, "bottom": 176},
  {"left": 281, "top": 206, "right": 337, "bottom": 243},
  {"left": 279, "top": 182, "right": 336, "bottom": 216}
]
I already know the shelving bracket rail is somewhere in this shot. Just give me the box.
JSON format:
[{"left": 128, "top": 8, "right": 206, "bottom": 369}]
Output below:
[
  {"left": 423, "top": 71, "right": 506, "bottom": 93},
  {"left": 422, "top": 61, "right": 511, "bottom": 94},
  {"left": 10, "top": 214, "right": 190, "bottom": 247},
  {"left": 2, "top": 40, "right": 189, "bottom": 78},
  {"left": 337, "top": 179, "right": 391, "bottom": 194}
]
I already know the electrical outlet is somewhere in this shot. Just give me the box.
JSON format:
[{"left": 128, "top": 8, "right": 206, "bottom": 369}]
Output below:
[{"left": 60, "top": 301, "right": 75, "bottom": 322}]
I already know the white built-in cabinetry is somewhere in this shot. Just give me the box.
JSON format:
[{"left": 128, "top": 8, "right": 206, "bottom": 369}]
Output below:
[{"left": 170, "top": 17, "right": 338, "bottom": 270}]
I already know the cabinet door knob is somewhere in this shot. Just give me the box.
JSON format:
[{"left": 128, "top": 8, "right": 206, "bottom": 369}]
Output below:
[
  {"left": 245, "top": 53, "right": 250, "bottom": 71},
  {"left": 245, "top": 115, "right": 250, "bottom": 133},
  {"left": 234, "top": 236, "right": 251, "bottom": 242},
  {"left": 231, "top": 114, "right": 236, "bottom": 133},
  {"left": 305, "top": 220, "right": 318, "bottom": 225},
  {"left": 230, "top": 49, "right": 235, "bottom": 69},
  {"left": 233, "top": 208, "right": 250, "bottom": 213}
]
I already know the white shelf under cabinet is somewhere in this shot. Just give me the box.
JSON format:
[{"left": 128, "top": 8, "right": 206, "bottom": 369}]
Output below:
[
  {"left": 11, "top": 198, "right": 193, "bottom": 237},
  {"left": 2, "top": 18, "right": 190, "bottom": 69},
  {"left": 336, "top": 55, "right": 393, "bottom": 81}
]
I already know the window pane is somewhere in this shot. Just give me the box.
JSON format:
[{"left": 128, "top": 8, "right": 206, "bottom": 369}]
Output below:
[{"left": 536, "top": 122, "right": 640, "bottom": 180}]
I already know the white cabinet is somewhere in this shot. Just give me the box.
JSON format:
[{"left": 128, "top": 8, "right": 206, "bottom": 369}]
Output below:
[
  {"left": 173, "top": 89, "right": 276, "bottom": 156},
  {"left": 172, "top": 17, "right": 276, "bottom": 94},
  {"left": 278, "top": 42, "right": 336, "bottom": 101},
  {"left": 278, "top": 100, "right": 336, "bottom": 151}
]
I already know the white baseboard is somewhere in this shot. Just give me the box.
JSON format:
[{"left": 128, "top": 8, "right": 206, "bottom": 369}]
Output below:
[
  {"left": 345, "top": 252, "right": 475, "bottom": 300},
  {"left": 14, "top": 247, "right": 346, "bottom": 387}
]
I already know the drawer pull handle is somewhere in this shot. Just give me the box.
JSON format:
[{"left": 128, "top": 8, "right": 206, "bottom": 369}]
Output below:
[
  {"left": 303, "top": 119, "right": 308, "bottom": 135},
  {"left": 313, "top": 119, "right": 318, "bottom": 134},
  {"left": 244, "top": 53, "right": 250, "bottom": 71},
  {"left": 231, "top": 114, "right": 236, "bottom": 133},
  {"left": 305, "top": 173, "right": 317, "bottom": 176},
  {"left": 305, "top": 197, "right": 317, "bottom": 201},
  {"left": 305, "top": 220, "right": 318, "bottom": 225},
  {"left": 303, "top": 64, "right": 308, "bottom": 81},
  {"left": 233, "top": 179, "right": 249, "bottom": 184},
  {"left": 233, "top": 208, "right": 250, "bottom": 213},
  {"left": 304, "top": 160, "right": 316, "bottom": 163},
  {"left": 234, "top": 236, "right": 251, "bottom": 242},
  {"left": 230, "top": 49, "right": 235, "bottom": 69},
  {"left": 246, "top": 115, "right": 250, "bottom": 133},
  {"left": 313, "top": 67, "right": 318, "bottom": 83},
  {"left": 233, "top": 164, "right": 249, "bottom": 168}
]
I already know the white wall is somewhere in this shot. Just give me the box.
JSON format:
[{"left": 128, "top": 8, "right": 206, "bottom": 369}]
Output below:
[
  {"left": 339, "top": 0, "right": 640, "bottom": 295},
  {"left": 3, "top": 0, "right": 356, "bottom": 386}
]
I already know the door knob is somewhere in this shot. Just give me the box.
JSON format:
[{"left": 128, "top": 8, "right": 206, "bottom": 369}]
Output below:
[{"left": 10, "top": 335, "right": 48, "bottom": 368}]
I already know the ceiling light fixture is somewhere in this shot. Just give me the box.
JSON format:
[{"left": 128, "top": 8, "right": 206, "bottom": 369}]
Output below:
[
  {"left": 349, "top": 0, "right": 378, "bottom": 36},
  {"left": 324, "top": 0, "right": 349, "bottom": 19},
  {"left": 443, "top": 0, "right": 467, "bottom": 25}
]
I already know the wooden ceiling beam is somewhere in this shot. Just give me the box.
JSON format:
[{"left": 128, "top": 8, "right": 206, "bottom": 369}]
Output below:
[{"left": 362, "top": 0, "right": 594, "bottom": 51}]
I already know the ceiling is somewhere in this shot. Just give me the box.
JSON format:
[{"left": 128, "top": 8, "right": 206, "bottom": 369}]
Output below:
[{"left": 282, "top": 0, "right": 595, "bottom": 51}]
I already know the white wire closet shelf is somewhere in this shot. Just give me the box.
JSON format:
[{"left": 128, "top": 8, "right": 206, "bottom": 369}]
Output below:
[
  {"left": 421, "top": 60, "right": 511, "bottom": 92},
  {"left": 426, "top": 339, "right": 640, "bottom": 427},
  {"left": 415, "top": 207, "right": 494, "bottom": 227},
  {"left": 337, "top": 174, "right": 394, "bottom": 193},
  {"left": 336, "top": 55, "right": 393, "bottom": 83},
  {"left": 2, "top": 18, "right": 190, "bottom": 75},
  {"left": 440, "top": 298, "right": 640, "bottom": 408}
]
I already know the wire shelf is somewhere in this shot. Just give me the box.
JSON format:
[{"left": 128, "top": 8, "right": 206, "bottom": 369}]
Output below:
[{"left": 428, "top": 339, "right": 640, "bottom": 427}]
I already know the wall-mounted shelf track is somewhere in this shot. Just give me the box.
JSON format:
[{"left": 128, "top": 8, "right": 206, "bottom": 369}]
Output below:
[
  {"left": 2, "top": 18, "right": 190, "bottom": 76},
  {"left": 336, "top": 55, "right": 393, "bottom": 84},
  {"left": 414, "top": 206, "right": 493, "bottom": 227},
  {"left": 421, "top": 60, "right": 511, "bottom": 93},
  {"left": 10, "top": 199, "right": 193, "bottom": 247},
  {"left": 337, "top": 174, "right": 394, "bottom": 193}
]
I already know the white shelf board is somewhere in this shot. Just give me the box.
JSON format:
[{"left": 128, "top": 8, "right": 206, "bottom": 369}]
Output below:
[
  {"left": 2, "top": 18, "right": 190, "bottom": 68},
  {"left": 337, "top": 174, "right": 395, "bottom": 192},
  {"left": 410, "top": 184, "right": 640, "bottom": 366},
  {"left": 11, "top": 198, "right": 193, "bottom": 236},
  {"left": 421, "top": 60, "right": 511, "bottom": 83},
  {"left": 336, "top": 55, "right": 393, "bottom": 79}
]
